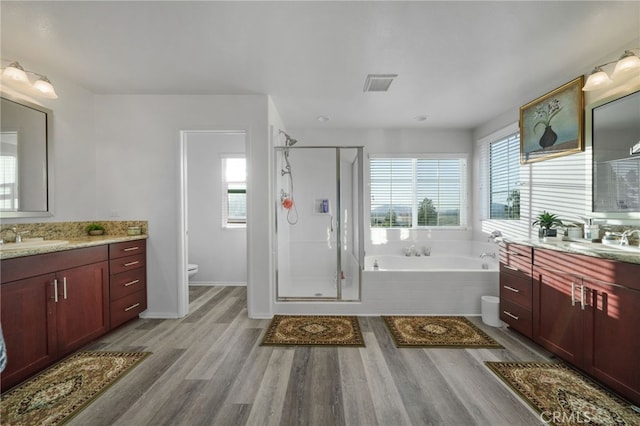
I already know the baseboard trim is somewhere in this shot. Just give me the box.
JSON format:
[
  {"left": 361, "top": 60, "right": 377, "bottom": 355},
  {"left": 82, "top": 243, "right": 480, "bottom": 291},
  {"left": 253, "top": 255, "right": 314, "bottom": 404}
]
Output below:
[
  {"left": 140, "top": 311, "right": 181, "bottom": 319},
  {"left": 189, "top": 281, "right": 247, "bottom": 287}
]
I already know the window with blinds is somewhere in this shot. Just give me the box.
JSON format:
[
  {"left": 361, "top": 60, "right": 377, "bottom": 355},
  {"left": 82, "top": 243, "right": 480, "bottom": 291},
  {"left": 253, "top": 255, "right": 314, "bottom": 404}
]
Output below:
[
  {"left": 370, "top": 157, "right": 467, "bottom": 228},
  {"left": 489, "top": 133, "right": 520, "bottom": 220},
  {"left": 222, "top": 156, "right": 246, "bottom": 227}
]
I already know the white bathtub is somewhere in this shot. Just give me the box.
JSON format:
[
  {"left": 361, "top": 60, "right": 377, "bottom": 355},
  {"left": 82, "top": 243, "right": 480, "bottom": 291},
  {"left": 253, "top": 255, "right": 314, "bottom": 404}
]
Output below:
[
  {"left": 361, "top": 254, "right": 499, "bottom": 315},
  {"left": 365, "top": 254, "right": 498, "bottom": 271},
  {"left": 274, "top": 252, "right": 500, "bottom": 316}
]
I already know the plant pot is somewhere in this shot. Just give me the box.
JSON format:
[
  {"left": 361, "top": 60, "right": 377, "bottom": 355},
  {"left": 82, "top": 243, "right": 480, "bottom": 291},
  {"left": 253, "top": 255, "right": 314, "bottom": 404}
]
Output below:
[
  {"left": 538, "top": 228, "right": 557, "bottom": 239},
  {"left": 89, "top": 229, "right": 104, "bottom": 236}
]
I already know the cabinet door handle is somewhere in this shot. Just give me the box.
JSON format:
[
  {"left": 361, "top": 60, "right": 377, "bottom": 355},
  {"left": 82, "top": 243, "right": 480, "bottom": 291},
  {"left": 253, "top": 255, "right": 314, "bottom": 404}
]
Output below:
[
  {"left": 63, "top": 277, "right": 68, "bottom": 300},
  {"left": 124, "top": 279, "right": 140, "bottom": 287},
  {"left": 580, "top": 285, "right": 585, "bottom": 310},
  {"left": 503, "top": 310, "right": 519, "bottom": 320},
  {"left": 503, "top": 285, "right": 520, "bottom": 293},
  {"left": 53, "top": 279, "right": 59, "bottom": 302},
  {"left": 124, "top": 246, "right": 140, "bottom": 252},
  {"left": 571, "top": 282, "right": 576, "bottom": 306},
  {"left": 124, "top": 261, "right": 140, "bottom": 267},
  {"left": 124, "top": 303, "right": 140, "bottom": 312},
  {"left": 504, "top": 265, "right": 518, "bottom": 271}
]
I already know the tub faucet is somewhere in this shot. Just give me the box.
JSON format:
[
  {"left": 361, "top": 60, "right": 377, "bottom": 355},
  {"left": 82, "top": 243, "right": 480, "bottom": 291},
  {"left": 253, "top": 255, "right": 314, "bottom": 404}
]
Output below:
[
  {"left": 488, "top": 230, "right": 502, "bottom": 242},
  {"left": 620, "top": 229, "right": 640, "bottom": 246},
  {"left": 480, "top": 252, "right": 496, "bottom": 259}
]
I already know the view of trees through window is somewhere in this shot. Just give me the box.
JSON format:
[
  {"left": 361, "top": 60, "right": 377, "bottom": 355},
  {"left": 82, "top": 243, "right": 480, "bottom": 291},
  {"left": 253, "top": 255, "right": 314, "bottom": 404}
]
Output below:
[
  {"left": 489, "top": 133, "right": 520, "bottom": 220},
  {"left": 370, "top": 158, "right": 466, "bottom": 228}
]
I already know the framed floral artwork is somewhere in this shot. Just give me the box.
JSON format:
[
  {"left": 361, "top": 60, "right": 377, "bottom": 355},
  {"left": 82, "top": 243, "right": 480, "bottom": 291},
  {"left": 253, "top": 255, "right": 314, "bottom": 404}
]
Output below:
[{"left": 520, "top": 76, "right": 584, "bottom": 164}]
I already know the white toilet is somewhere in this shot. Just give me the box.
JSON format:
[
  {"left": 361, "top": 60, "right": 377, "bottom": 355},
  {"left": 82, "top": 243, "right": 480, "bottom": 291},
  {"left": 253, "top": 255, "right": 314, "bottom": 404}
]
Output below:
[{"left": 187, "top": 263, "right": 199, "bottom": 280}]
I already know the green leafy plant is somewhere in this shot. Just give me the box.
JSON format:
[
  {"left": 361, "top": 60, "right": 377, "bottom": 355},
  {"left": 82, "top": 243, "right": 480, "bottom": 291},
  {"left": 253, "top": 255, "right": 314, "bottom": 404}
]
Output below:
[
  {"left": 85, "top": 223, "right": 105, "bottom": 233},
  {"left": 531, "top": 211, "right": 563, "bottom": 230}
]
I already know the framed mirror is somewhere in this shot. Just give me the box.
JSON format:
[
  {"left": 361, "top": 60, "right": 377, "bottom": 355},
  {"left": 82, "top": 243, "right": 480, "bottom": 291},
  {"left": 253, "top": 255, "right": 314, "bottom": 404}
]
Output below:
[
  {"left": 592, "top": 90, "right": 640, "bottom": 213},
  {"left": 0, "top": 94, "right": 52, "bottom": 218}
]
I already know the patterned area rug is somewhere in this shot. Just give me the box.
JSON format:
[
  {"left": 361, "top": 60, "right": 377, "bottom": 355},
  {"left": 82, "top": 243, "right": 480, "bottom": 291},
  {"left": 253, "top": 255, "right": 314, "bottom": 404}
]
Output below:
[
  {"left": 1, "top": 351, "right": 150, "bottom": 426},
  {"left": 261, "top": 315, "right": 365, "bottom": 346},
  {"left": 382, "top": 316, "right": 503, "bottom": 348},
  {"left": 487, "top": 362, "right": 640, "bottom": 425}
]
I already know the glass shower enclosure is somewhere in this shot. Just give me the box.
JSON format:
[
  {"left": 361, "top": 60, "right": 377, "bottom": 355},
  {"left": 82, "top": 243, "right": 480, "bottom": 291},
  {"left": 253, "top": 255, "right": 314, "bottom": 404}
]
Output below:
[{"left": 274, "top": 146, "right": 364, "bottom": 301}]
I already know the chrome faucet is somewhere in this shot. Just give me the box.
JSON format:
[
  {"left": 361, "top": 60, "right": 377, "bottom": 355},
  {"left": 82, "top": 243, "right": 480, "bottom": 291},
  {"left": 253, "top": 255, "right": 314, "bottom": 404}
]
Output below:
[
  {"left": 480, "top": 252, "right": 496, "bottom": 259},
  {"left": 488, "top": 230, "right": 502, "bottom": 242},
  {"left": 620, "top": 229, "right": 640, "bottom": 247}
]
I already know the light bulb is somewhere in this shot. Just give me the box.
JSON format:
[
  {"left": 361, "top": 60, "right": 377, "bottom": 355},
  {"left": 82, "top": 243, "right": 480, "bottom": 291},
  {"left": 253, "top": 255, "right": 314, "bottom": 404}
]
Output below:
[
  {"left": 32, "top": 76, "right": 58, "bottom": 99},
  {"left": 2, "top": 62, "right": 29, "bottom": 84},
  {"left": 612, "top": 51, "right": 640, "bottom": 78},
  {"left": 582, "top": 67, "right": 612, "bottom": 91}
]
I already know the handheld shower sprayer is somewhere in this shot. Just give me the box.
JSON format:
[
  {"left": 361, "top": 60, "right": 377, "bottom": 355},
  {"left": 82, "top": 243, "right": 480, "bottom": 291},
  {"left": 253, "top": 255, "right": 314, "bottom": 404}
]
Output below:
[{"left": 278, "top": 130, "right": 299, "bottom": 224}]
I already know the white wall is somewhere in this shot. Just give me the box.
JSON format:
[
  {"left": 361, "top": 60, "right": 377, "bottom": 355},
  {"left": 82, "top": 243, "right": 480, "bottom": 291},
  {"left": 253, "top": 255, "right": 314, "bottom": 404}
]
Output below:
[
  {"left": 186, "top": 132, "right": 246, "bottom": 285},
  {"left": 93, "top": 95, "right": 269, "bottom": 318}
]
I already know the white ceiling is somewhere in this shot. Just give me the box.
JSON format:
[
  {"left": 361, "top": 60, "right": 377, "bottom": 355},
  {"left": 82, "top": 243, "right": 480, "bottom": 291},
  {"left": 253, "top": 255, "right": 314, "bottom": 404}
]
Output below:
[{"left": 1, "top": 1, "right": 639, "bottom": 129}]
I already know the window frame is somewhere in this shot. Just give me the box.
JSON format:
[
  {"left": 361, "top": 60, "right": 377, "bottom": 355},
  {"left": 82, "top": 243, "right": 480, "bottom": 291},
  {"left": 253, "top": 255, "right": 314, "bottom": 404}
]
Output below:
[
  {"left": 369, "top": 154, "right": 468, "bottom": 229},
  {"left": 221, "top": 155, "right": 247, "bottom": 228}
]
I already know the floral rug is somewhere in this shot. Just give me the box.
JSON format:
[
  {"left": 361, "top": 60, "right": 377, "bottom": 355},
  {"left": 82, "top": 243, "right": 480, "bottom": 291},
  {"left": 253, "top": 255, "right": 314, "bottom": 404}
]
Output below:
[
  {"left": 261, "top": 315, "right": 365, "bottom": 346},
  {"left": 1, "top": 351, "right": 150, "bottom": 426},
  {"left": 382, "top": 316, "right": 503, "bottom": 348},
  {"left": 486, "top": 362, "right": 640, "bottom": 425}
]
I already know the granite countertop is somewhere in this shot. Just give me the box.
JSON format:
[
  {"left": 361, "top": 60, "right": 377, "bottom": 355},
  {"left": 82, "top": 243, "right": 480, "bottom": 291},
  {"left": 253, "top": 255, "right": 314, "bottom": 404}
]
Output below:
[
  {"left": 502, "top": 238, "right": 640, "bottom": 265},
  {"left": 0, "top": 234, "right": 148, "bottom": 260}
]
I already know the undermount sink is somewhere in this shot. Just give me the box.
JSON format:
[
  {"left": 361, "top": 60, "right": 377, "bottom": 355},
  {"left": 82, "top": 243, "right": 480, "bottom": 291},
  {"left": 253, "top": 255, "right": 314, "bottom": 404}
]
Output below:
[
  {"left": 569, "top": 242, "right": 640, "bottom": 254},
  {"left": 0, "top": 238, "right": 69, "bottom": 251}
]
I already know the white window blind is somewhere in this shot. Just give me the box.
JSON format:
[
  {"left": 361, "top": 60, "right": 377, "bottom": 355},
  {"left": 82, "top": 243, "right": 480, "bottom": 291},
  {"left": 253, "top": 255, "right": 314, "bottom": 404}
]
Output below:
[
  {"left": 222, "top": 156, "right": 246, "bottom": 227},
  {"left": 489, "top": 133, "right": 520, "bottom": 219},
  {"left": 370, "top": 157, "right": 466, "bottom": 228}
]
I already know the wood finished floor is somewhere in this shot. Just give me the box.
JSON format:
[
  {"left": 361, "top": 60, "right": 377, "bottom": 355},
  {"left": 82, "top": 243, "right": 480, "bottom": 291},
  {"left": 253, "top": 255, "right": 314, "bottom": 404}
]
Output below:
[{"left": 71, "top": 286, "right": 551, "bottom": 426}]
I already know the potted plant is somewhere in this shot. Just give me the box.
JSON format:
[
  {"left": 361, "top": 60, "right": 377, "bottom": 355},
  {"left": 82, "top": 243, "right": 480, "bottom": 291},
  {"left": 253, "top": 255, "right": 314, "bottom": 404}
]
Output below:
[
  {"left": 532, "top": 211, "right": 563, "bottom": 238},
  {"left": 85, "top": 223, "right": 105, "bottom": 236}
]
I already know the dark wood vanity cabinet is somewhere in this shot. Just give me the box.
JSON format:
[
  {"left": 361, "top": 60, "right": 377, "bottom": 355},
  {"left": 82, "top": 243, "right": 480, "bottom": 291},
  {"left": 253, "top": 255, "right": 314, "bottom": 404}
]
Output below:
[
  {"left": 0, "top": 238, "right": 147, "bottom": 392},
  {"left": 498, "top": 242, "right": 533, "bottom": 337},
  {"left": 0, "top": 246, "right": 109, "bottom": 391},
  {"left": 532, "top": 248, "right": 640, "bottom": 404},
  {"left": 109, "top": 240, "right": 147, "bottom": 328}
]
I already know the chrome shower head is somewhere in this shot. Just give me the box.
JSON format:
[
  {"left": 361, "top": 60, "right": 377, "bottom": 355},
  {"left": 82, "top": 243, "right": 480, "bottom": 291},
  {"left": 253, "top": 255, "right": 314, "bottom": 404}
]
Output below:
[{"left": 279, "top": 130, "right": 298, "bottom": 147}]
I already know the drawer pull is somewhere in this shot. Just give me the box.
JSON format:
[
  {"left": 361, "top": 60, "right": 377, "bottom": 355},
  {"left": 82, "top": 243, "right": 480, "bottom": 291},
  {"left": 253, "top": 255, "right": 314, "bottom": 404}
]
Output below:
[
  {"left": 123, "top": 246, "right": 140, "bottom": 252},
  {"left": 124, "top": 303, "right": 140, "bottom": 312},
  {"left": 505, "top": 251, "right": 521, "bottom": 256},
  {"left": 503, "top": 310, "right": 519, "bottom": 320},
  {"left": 124, "top": 261, "right": 140, "bottom": 267},
  {"left": 503, "top": 285, "right": 520, "bottom": 293},
  {"left": 53, "top": 279, "right": 59, "bottom": 302},
  {"left": 504, "top": 265, "right": 518, "bottom": 271},
  {"left": 124, "top": 279, "right": 140, "bottom": 287}
]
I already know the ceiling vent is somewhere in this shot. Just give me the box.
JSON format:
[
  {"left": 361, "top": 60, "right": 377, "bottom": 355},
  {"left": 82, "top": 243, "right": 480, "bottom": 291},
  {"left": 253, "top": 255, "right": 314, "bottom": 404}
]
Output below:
[{"left": 363, "top": 74, "right": 398, "bottom": 92}]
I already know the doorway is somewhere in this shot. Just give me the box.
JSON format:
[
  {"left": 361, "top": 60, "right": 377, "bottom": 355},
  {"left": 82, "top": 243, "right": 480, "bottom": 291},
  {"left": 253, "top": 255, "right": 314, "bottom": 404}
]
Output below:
[{"left": 179, "top": 130, "right": 247, "bottom": 316}]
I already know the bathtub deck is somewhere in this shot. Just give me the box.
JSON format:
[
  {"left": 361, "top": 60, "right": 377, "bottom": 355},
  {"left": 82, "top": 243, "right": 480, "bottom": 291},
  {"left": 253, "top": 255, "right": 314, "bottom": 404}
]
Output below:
[{"left": 71, "top": 286, "right": 551, "bottom": 425}]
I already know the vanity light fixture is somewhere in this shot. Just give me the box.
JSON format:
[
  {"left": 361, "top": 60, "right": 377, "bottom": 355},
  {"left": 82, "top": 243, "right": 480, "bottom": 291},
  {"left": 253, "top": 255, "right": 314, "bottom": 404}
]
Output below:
[
  {"left": 582, "top": 49, "right": 640, "bottom": 91},
  {"left": 1, "top": 59, "right": 58, "bottom": 99}
]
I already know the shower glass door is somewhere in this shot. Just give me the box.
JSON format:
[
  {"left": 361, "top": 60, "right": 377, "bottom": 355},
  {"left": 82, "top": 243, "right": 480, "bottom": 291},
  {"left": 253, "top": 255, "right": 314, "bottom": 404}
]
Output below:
[{"left": 274, "top": 146, "right": 363, "bottom": 301}]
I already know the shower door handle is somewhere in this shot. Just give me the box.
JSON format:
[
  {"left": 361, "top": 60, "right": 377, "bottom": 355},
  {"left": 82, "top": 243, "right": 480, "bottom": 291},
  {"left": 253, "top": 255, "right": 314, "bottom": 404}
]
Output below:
[{"left": 329, "top": 215, "right": 334, "bottom": 232}]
